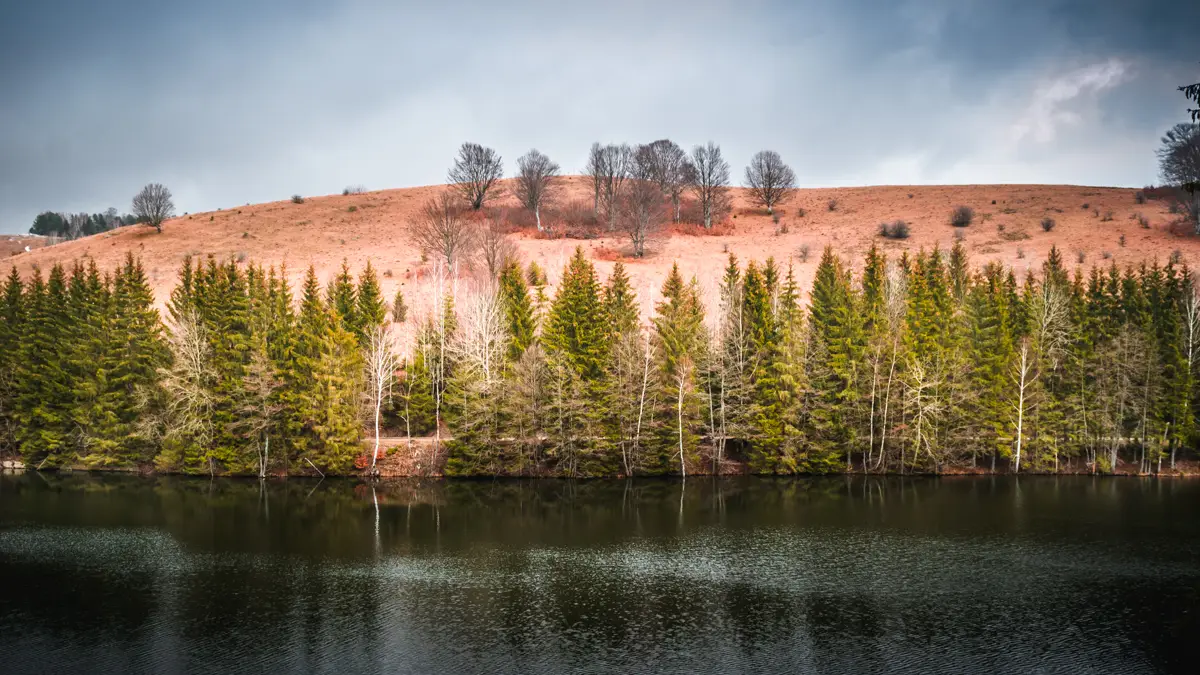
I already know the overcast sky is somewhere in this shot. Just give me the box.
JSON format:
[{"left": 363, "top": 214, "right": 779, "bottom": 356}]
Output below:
[{"left": 0, "top": 0, "right": 1196, "bottom": 233}]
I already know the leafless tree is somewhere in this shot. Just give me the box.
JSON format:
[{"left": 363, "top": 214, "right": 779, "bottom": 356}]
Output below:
[
  {"left": 239, "top": 344, "right": 285, "bottom": 478},
  {"left": 744, "top": 150, "right": 796, "bottom": 214},
  {"left": 142, "top": 309, "right": 216, "bottom": 471},
  {"left": 408, "top": 191, "right": 477, "bottom": 270},
  {"left": 364, "top": 325, "right": 400, "bottom": 472},
  {"left": 584, "top": 143, "right": 633, "bottom": 230},
  {"left": 67, "top": 213, "right": 89, "bottom": 240},
  {"left": 584, "top": 143, "right": 605, "bottom": 214},
  {"left": 1010, "top": 338, "right": 1035, "bottom": 473},
  {"left": 132, "top": 183, "right": 175, "bottom": 233},
  {"left": 690, "top": 142, "right": 731, "bottom": 229},
  {"left": 448, "top": 288, "right": 509, "bottom": 454},
  {"left": 478, "top": 217, "right": 518, "bottom": 281},
  {"left": 634, "top": 139, "right": 695, "bottom": 222},
  {"left": 514, "top": 149, "right": 561, "bottom": 231},
  {"left": 869, "top": 261, "right": 907, "bottom": 472},
  {"left": 448, "top": 142, "right": 504, "bottom": 209},
  {"left": 619, "top": 179, "right": 667, "bottom": 258},
  {"left": 1158, "top": 123, "right": 1200, "bottom": 232}
]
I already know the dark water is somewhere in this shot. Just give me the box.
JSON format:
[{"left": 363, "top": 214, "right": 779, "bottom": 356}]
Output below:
[{"left": 0, "top": 475, "right": 1197, "bottom": 674}]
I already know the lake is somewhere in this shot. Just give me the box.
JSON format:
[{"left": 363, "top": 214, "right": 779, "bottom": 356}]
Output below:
[{"left": 0, "top": 474, "right": 1196, "bottom": 674}]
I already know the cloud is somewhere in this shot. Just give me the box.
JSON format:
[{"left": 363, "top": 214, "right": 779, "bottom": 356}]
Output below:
[
  {"left": 1010, "top": 59, "right": 1130, "bottom": 144},
  {"left": 0, "top": 0, "right": 1196, "bottom": 232}
]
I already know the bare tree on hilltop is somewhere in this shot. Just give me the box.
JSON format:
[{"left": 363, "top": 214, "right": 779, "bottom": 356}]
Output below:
[
  {"left": 449, "top": 142, "right": 504, "bottom": 210},
  {"left": 132, "top": 183, "right": 175, "bottom": 233},
  {"left": 620, "top": 177, "right": 667, "bottom": 258},
  {"left": 690, "top": 142, "right": 730, "bottom": 229},
  {"left": 583, "top": 143, "right": 633, "bottom": 229},
  {"left": 514, "top": 149, "right": 561, "bottom": 231},
  {"left": 744, "top": 150, "right": 796, "bottom": 214},
  {"left": 634, "top": 139, "right": 694, "bottom": 223},
  {"left": 408, "top": 191, "right": 477, "bottom": 270}
]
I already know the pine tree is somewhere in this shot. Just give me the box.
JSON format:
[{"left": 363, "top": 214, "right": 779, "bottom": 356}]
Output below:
[
  {"left": 650, "top": 264, "right": 707, "bottom": 475},
  {"left": 541, "top": 248, "right": 611, "bottom": 474},
  {"left": 498, "top": 259, "right": 536, "bottom": 361},
  {"left": 750, "top": 264, "right": 807, "bottom": 471},
  {"left": 604, "top": 261, "right": 639, "bottom": 338},
  {"left": 805, "top": 248, "right": 862, "bottom": 472},
  {"left": 392, "top": 287, "right": 408, "bottom": 323},
  {"left": 15, "top": 266, "right": 74, "bottom": 466},
  {"left": 0, "top": 267, "right": 24, "bottom": 455},
  {"left": 355, "top": 261, "right": 387, "bottom": 341},
  {"left": 326, "top": 259, "right": 359, "bottom": 336},
  {"left": 543, "top": 247, "right": 609, "bottom": 380}
]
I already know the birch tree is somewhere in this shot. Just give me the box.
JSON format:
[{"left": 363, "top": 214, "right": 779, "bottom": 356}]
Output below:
[{"left": 364, "top": 325, "right": 400, "bottom": 471}]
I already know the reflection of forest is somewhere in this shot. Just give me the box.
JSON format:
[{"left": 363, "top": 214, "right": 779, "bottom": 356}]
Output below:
[{"left": 0, "top": 475, "right": 1196, "bottom": 673}]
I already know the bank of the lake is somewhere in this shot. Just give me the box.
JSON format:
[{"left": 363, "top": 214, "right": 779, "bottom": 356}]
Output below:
[{"left": 1, "top": 473, "right": 1197, "bottom": 674}]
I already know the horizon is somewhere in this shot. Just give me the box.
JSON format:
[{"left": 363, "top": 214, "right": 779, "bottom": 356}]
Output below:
[{"left": 1, "top": 0, "right": 1197, "bottom": 234}]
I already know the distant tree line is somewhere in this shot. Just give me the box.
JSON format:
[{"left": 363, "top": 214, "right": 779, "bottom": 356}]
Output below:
[
  {"left": 27, "top": 183, "right": 177, "bottom": 240},
  {"left": 28, "top": 209, "right": 140, "bottom": 240},
  {"left": 3, "top": 244, "right": 1198, "bottom": 476}
]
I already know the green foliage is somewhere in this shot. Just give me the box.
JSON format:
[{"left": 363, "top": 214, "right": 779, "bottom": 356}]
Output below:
[{"left": 499, "top": 260, "right": 536, "bottom": 361}]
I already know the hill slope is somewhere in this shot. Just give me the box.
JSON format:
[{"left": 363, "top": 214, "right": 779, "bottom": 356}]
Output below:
[{"left": 5, "top": 180, "right": 1186, "bottom": 317}]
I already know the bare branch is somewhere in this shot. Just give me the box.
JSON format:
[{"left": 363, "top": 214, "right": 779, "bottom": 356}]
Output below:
[
  {"left": 478, "top": 217, "right": 518, "bottom": 281},
  {"left": 408, "top": 191, "right": 478, "bottom": 270}
]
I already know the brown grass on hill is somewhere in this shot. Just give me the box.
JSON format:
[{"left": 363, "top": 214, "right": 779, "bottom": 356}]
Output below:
[{"left": 6, "top": 179, "right": 1196, "bottom": 322}]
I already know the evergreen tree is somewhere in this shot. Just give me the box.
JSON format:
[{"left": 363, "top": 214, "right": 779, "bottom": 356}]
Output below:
[
  {"left": 498, "top": 259, "right": 536, "bottom": 361},
  {"left": 541, "top": 248, "right": 611, "bottom": 474},
  {"left": 805, "top": 248, "right": 862, "bottom": 472},
  {"left": 0, "top": 267, "right": 24, "bottom": 455},
  {"left": 604, "top": 261, "right": 640, "bottom": 338},
  {"left": 650, "top": 264, "right": 707, "bottom": 475},
  {"left": 15, "top": 266, "right": 74, "bottom": 466},
  {"left": 355, "top": 261, "right": 387, "bottom": 341},
  {"left": 326, "top": 259, "right": 359, "bottom": 336}
]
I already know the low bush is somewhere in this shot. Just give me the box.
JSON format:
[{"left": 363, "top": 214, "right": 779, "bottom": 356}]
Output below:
[
  {"left": 950, "top": 205, "right": 974, "bottom": 227},
  {"left": 291, "top": 195, "right": 304, "bottom": 204},
  {"left": 828, "top": 199, "right": 838, "bottom": 212},
  {"left": 879, "top": 220, "right": 910, "bottom": 239},
  {"left": 1041, "top": 217, "right": 1056, "bottom": 232}
]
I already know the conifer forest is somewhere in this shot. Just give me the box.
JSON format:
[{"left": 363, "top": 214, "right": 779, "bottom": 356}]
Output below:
[{"left": 1, "top": 242, "right": 1198, "bottom": 477}]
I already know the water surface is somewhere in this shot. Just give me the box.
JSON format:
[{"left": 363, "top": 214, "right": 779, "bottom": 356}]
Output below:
[{"left": 1, "top": 475, "right": 1196, "bottom": 674}]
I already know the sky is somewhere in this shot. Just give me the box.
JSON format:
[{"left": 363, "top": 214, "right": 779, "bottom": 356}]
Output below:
[{"left": 0, "top": 0, "right": 1197, "bottom": 233}]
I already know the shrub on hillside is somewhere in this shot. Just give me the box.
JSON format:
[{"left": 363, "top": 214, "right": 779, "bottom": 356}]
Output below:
[
  {"left": 291, "top": 195, "right": 304, "bottom": 204},
  {"left": 950, "top": 205, "right": 974, "bottom": 227},
  {"left": 1041, "top": 217, "right": 1056, "bottom": 232},
  {"left": 879, "top": 220, "right": 910, "bottom": 239}
]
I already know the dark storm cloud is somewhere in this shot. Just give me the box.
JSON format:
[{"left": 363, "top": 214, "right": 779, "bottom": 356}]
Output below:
[{"left": 0, "top": 0, "right": 1196, "bottom": 233}]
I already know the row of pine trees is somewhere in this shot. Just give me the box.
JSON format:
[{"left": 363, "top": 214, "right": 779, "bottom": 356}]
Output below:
[{"left": 0, "top": 243, "right": 1197, "bottom": 476}]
